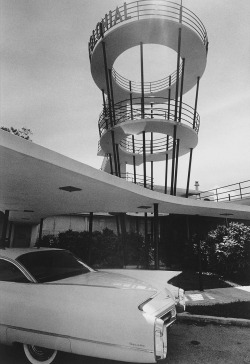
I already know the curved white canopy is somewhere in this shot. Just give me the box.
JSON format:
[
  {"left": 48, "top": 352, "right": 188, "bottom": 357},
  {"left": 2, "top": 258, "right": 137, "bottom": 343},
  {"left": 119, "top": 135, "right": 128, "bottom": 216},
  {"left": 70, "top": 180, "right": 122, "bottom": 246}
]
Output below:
[{"left": 1, "top": 130, "right": 250, "bottom": 224}]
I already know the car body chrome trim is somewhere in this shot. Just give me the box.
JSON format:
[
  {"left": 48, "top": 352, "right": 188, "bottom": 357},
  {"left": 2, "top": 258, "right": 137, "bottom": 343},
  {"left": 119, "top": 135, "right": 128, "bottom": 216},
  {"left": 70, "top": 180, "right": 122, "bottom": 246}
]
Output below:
[{"left": 2, "top": 323, "right": 154, "bottom": 354}]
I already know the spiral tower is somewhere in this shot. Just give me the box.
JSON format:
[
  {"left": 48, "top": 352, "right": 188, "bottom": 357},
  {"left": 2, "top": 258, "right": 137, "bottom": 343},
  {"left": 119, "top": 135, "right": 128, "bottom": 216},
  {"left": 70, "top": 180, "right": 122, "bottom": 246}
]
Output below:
[{"left": 89, "top": 0, "right": 208, "bottom": 196}]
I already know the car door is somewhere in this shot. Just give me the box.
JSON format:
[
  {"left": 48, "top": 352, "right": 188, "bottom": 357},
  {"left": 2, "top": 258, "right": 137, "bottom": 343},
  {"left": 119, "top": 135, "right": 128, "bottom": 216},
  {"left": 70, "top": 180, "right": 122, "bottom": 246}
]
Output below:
[
  {"left": 0, "top": 257, "right": 31, "bottom": 345},
  {"left": 0, "top": 257, "right": 71, "bottom": 352}
]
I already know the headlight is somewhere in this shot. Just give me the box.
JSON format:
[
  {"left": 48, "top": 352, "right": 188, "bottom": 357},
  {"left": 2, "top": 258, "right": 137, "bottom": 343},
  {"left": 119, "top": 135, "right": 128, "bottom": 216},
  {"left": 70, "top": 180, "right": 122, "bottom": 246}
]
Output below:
[{"left": 154, "top": 318, "right": 167, "bottom": 361}]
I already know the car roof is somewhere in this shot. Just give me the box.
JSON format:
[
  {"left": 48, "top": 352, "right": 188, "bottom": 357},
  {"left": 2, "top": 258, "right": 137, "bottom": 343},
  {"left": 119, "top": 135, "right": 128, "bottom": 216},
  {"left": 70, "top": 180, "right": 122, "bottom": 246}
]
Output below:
[{"left": 0, "top": 247, "right": 61, "bottom": 260}]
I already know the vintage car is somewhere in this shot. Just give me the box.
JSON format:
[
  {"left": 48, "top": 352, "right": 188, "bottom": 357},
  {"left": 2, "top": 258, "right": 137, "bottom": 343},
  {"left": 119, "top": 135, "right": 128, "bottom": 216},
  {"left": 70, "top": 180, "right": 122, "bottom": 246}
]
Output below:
[{"left": 0, "top": 248, "right": 185, "bottom": 364}]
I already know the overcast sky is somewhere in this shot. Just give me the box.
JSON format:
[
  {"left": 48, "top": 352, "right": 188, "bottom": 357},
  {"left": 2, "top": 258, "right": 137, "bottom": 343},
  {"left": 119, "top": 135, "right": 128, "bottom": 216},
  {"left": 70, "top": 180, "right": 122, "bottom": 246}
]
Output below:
[{"left": 1, "top": 0, "right": 250, "bottom": 191}]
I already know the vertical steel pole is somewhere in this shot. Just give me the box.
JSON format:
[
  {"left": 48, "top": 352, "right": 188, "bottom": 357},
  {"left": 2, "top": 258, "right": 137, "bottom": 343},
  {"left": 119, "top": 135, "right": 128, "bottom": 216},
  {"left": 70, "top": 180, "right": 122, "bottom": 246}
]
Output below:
[
  {"left": 7, "top": 222, "right": 12, "bottom": 248},
  {"left": 37, "top": 218, "right": 43, "bottom": 248},
  {"left": 174, "top": 28, "right": 182, "bottom": 121},
  {"left": 198, "top": 238, "right": 204, "bottom": 291},
  {"left": 186, "top": 148, "right": 193, "bottom": 197},
  {"left": 171, "top": 26, "right": 182, "bottom": 195},
  {"left": 109, "top": 153, "right": 114, "bottom": 175},
  {"left": 111, "top": 131, "right": 118, "bottom": 176},
  {"left": 174, "top": 139, "right": 180, "bottom": 195},
  {"left": 170, "top": 125, "right": 177, "bottom": 195},
  {"left": 151, "top": 132, "right": 153, "bottom": 190},
  {"left": 140, "top": 42, "right": 145, "bottom": 119},
  {"left": 132, "top": 135, "right": 137, "bottom": 184},
  {"left": 0, "top": 210, "right": 9, "bottom": 249},
  {"left": 130, "top": 81, "right": 137, "bottom": 184},
  {"left": 168, "top": 87, "right": 171, "bottom": 120},
  {"left": 116, "top": 215, "right": 120, "bottom": 236},
  {"left": 144, "top": 212, "right": 149, "bottom": 269},
  {"left": 129, "top": 81, "right": 133, "bottom": 120},
  {"left": 154, "top": 203, "right": 159, "bottom": 270},
  {"left": 108, "top": 69, "right": 116, "bottom": 126},
  {"left": 115, "top": 143, "right": 121, "bottom": 177},
  {"left": 143, "top": 131, "right": 147, "bottom": 188},
  {"left": 193, "top": 76, "right": 200, "bottom": 129},
  {"left": 164, "top": 136, "right": 169, "bottom": 194},
  {"left": 88, "top": 212, "right": 93, "bottom": 265},
  {"left": 178, "top": 58, "right": 185, "bottom": 122},
  {"left": 100, "top": 24, "right": 118, "bottom": 176},
  {"left": 102, "top": 89, "right": 109, "bottom": 131},
  {"left": 120, "top": 213, "right": 127, "bottom": 267}
]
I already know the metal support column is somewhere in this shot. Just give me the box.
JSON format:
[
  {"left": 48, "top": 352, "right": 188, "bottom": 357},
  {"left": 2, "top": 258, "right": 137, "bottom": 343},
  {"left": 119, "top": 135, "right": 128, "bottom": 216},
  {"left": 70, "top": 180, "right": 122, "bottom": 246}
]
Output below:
[
  {"left": 174, "top": 27, "right": 182, "bottom": 120},
  {"left": 174, "top": 139, "right": 180, "bottom": 195},
  {"left": 144, "top": 213, "right": 149, "bottom": 269},
  {"left": 154, "top": 203, "right": 159, "bottom": 270},
  {"left": 102, "top": 89, "right": 108, "bottom": 131},
  {"left": 193, "top": 77, "right": 200, "bottom": 129},
  {"left": 170, "top": 125, "right": 177, "bottom": 195},
  {"left": 151, "top": 132, "right": 153, "bottom": 190},
  {"left": 108, "top": 68, "right": 116, "bottom": 126},
  {"left": 100, "top": 24, "right": 118, "bottom": 176},
  {"left": 140, "top": 42, "right": 145, "bottom": 118},
  {"left": 0, "top": 210, "right": 9, "bottom": 249},
  {"left": 120, "top": 213, "right": 127, "bottom": 267},
  {"left": 130, "top": 82, "right": 137, "bottom": 184},
  {"left": 37, "top": 218, "right": 43, "bottom": 248},
  {"left": 88, "top": 212, "right": 93, "bottom": 265},
  {"left": 143, "top": 131, "right": 146, "bottom": 188},
  {"left": 164, "top": 136, "right": 169, "bottom": 194},
  {"left": 109, "top": 153, "right": 114, "bottom": 175},
  {"left": 186, "top": 148, "right": 193, "bottom": 198},
  {"left": 132, "top": 136, "right": 137, "bottom": 184},
  {"left": 115, "top": 143, "right": 121, "bottom": 177},
  {"left": 178, "top": 58, "right": 185, "bottom": 122}
]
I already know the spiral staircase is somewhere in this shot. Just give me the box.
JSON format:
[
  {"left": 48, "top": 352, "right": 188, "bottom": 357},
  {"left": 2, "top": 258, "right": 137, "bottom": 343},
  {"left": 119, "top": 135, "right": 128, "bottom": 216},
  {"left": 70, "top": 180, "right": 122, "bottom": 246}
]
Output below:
[{"left": 89, "top": 0, "right": 208, "bottom": 196}]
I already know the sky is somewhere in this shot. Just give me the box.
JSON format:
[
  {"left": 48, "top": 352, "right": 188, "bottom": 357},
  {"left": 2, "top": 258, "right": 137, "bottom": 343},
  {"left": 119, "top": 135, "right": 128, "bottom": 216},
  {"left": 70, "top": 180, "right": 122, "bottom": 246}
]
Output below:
[{"left": 1, "top": 0, "right": 250, "bottom": 192}]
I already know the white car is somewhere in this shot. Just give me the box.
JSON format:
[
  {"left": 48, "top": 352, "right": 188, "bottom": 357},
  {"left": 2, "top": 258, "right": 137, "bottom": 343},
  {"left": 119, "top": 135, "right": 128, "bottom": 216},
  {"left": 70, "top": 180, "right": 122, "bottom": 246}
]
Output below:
[{"left": 0, "top": 248, "right": 185, "bottom": 364}]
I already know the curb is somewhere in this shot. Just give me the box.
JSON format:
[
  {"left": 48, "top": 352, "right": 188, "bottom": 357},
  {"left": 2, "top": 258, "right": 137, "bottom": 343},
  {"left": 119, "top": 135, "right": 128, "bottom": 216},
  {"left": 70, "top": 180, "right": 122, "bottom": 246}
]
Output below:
[{"left": 177, "top": 313, "right": 250, "bottom": 328}]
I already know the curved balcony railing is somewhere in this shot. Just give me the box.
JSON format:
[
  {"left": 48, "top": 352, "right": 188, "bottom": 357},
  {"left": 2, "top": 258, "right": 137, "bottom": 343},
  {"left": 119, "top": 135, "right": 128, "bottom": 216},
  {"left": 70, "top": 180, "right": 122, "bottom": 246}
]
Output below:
[
  {"left": 98, "top": 96, "right": 200, "bottom": 137},
  {"left": 120, "top": 172, "right": 153, "bottom": 189},
  {"left": 197, "top": 180, "right": 250, "bottom": 202},
  {"left": 120, "top": 134, "right": 173, "bottom": 155},
  {"left": 112, "top": 60, "right": 182, "bottom": 94},
  {"left": 89, "top": 0, "right": 208, "bottom": 59}
]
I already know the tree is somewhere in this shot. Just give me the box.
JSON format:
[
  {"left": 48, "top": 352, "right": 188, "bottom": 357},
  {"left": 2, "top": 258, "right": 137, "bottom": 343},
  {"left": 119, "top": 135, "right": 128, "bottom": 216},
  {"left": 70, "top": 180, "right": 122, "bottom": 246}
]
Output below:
[{"left": 1, "top": 126, "right": 33, "bottom": 141}]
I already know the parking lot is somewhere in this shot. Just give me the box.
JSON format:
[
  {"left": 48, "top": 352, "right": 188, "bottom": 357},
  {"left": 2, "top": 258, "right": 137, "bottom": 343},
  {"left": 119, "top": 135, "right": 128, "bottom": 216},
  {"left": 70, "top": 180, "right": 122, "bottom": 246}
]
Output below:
[{"left": 1, "top": 321, "right": 249, "bottom": 364}]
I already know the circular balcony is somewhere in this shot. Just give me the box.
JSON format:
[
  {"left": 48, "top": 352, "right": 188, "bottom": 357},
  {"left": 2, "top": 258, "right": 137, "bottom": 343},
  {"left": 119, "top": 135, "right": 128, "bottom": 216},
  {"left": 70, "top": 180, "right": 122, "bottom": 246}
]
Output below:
[
  {"left": 98, "top": 97, "right": 199, "bottom": 164},
  {"left": 89, "top": 0, "right": 208, "bottom": 102},
  {"left": 89, "top": 0, "right": 208, "bottom": 59},
  {"left": 98, "top": 96, "right": 200, "bottom": 136}
]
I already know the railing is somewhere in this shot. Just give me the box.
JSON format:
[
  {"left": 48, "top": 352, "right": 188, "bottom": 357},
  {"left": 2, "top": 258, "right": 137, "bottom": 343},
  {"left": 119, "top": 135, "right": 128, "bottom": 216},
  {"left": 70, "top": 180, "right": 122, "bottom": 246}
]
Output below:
[
  {"left": 89, "top": 0, "right": 208, "bottom": 59},
  {"left": 197, "top": 180, "right": 250, "bottom": 202},
  {"left": 112, "top": 61, "right": 182, "bottom": 94},
  {"left": 120, "top": 134, "right": 173, "bottom": 154},
  {"left": 120, "top": 172, "right": 153, "bottom": 189},
  {"left": 98, "top": 96, "right": 200, "bottom": 136}
]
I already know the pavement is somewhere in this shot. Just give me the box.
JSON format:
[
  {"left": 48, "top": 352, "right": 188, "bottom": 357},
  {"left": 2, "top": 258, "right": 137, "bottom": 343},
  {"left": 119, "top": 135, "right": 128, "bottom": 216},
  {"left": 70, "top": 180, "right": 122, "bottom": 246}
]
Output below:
[{"left": 178, "top": 285, "right": 250, "bottom": 327}]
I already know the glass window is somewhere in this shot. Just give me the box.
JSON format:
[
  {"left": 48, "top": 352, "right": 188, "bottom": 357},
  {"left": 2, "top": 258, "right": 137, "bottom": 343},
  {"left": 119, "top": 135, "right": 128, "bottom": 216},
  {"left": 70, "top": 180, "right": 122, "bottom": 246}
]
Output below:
[
  {"left": 17, "top": 250, "right": 92, "bottom": 283},
  {"left": 0, "top": 259, "right": 30, "bottom": 283}
]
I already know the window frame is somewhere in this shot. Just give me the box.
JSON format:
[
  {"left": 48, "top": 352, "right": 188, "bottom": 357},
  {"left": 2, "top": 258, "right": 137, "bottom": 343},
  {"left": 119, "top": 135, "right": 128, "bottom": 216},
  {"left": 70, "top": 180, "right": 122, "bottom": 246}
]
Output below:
[{"left": 0, "top": 257, "right": 36, "bottom": 283}]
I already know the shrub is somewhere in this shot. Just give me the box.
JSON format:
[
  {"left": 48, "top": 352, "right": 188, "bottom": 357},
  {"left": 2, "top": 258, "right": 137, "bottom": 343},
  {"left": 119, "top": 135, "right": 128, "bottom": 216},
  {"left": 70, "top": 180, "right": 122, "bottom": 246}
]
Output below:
[
  {"left": 201, "top": 222, "right": 250, "bottom": 280},
  {"left": 38, "top": 229, "right": 152, "bottom": 269}
]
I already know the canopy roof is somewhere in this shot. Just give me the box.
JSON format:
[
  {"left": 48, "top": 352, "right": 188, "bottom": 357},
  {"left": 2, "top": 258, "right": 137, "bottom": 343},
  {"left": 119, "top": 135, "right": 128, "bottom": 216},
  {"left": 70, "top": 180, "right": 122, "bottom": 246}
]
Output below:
[{"left": 1, "top": 130, "right": 250, "bottom": 224}]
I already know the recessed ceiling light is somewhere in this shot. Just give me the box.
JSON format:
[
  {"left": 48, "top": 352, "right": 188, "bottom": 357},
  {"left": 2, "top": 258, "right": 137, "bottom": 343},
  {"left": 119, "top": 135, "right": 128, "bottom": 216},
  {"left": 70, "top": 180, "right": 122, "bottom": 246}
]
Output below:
[{"left": 59, "top": 186, "right": 82, "bottom": 192}]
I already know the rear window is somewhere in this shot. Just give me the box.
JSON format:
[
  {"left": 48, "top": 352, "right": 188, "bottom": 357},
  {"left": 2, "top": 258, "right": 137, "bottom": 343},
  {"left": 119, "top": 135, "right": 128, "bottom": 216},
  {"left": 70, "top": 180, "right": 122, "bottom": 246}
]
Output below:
[{"left": 17, "top": 250, "right": 92, "bottom": 283}]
